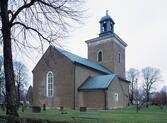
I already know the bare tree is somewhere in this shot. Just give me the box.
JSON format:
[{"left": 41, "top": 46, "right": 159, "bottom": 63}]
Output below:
[
  {"left": 0, "top": 0, "right": 84, "bottom": 116},
  {"left": 141, "top": 67, "right": 161, "bottom": 108},
  {"left": 133, "top": 87, "right": 145, "bottom": 112},
  {"left": 127, "top": 68, "right": 139, "bottom": 104},
  {"left": 26, "top": 85, "right": 33, "bottom": 105},
  {"left": 0, "top": 56, "right": 5, "bottom": 104},
  {"left": 158, "top": 86, "right": 167, "bottom": 106},
  {"left": 14, "top": 61, "right": 28, "bottom": 108}
]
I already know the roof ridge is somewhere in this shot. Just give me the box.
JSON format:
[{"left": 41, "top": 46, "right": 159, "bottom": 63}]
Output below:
[{"left": 55, "top": 46, "right": 88, "bottom": 60}]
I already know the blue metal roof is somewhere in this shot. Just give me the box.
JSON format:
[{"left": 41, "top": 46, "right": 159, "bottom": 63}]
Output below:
[
  {"left": 100, "top": 15, "right": 111, "bottom": 22},
  {"left": 54, "top": 46, "right": 111, "bottom": 74},
  {"left": 100, "top": 15, "right": 115, "bottom": 24},
  {"left": 79, "top": 74, "right": 116, "bottom": 90}
]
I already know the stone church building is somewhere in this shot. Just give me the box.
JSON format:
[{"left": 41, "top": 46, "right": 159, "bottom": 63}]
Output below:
[{"left": 33, "top": 13, "right": 129, "bottom": 109}]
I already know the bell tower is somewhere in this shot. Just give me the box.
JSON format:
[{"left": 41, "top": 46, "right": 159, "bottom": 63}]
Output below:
[{"left": 85, "top": 11, "right": 127, "bottom": 78}]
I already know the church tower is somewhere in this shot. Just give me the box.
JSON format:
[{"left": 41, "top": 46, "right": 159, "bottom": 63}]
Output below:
[{"left": 85, "top": 11, "right": 127, "bottom": 78}]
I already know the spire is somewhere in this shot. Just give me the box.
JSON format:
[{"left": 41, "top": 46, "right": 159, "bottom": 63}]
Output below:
[
  {"left": 106, "top": 10, "right": 108, "bottom": 16},
  {"left": 99, "top": 11, "right": 115, "bottom": 36}
]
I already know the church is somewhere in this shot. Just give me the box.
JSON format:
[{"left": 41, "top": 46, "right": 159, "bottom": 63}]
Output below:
[{"left": 32, "top": 12, "right": 129, "bottom": 109}]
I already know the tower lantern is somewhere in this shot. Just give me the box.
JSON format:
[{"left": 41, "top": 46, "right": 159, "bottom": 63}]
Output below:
[{"left": 99, "top": 11, "right": 115, "bottom": 36}]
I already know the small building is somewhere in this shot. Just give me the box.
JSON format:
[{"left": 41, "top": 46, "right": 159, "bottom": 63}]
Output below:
[{"left": 33, "top": 12, "right": 129, "bottom": 109}]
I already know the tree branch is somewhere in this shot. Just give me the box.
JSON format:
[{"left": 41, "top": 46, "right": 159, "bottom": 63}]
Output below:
[
  {"left": 39, "top": 0, "right": 66, "bottom": 11},
  {"left": 8, "top": 10, "right": 14, "bottom": 16},
  {"left": 10, "top": 0, "right": 37, "bottom": 23},
  {"left": 12, "top": 22, "right": 50, "bottom": 42}
]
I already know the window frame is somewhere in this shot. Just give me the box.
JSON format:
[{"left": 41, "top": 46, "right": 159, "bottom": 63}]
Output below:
[
  {"left": 114, "top": 93, "right": 118, "bottom": 103},
  {"left": 46, "top": 71, "right": 54, "bottom": 97}
]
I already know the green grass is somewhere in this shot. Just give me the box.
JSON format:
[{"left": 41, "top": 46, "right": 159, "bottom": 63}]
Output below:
[{"left": 0, "top": 106, "right": 167, "bottom": 123}]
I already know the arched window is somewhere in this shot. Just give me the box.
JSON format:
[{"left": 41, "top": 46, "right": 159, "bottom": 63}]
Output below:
[
  {"left": 46, "top": 71, "right": 54, "bottom": 97},
  {"left": 118, "top": 53, "right": 121, "bottom": 63},
  {"left": 114, "top": 93, "right": 118, "bottom": 103},
  {"left": 102, "top": 21, "right": 107, "bottom": 32},
  {"left": 97, "top": 50, "right": 103, "bottom": 62}
]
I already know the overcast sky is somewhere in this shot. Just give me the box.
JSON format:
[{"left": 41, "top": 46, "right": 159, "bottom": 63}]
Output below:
[
  {"left": 66, "top": 0, "right": 167, "bottom": 90},
  {"left": 1, "top": 0, "right": 167, "bottom": 90}
]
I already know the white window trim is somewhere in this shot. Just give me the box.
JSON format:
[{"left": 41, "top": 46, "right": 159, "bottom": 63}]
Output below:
[
  {"left": 114, "top": 93, "right": 118, "bottom": 102},
  {"left": 46, "top": 71, "right": 54, "bottom": 97},
  {"left": 97, "top": 50, "right": 103, "bottom": 62}
]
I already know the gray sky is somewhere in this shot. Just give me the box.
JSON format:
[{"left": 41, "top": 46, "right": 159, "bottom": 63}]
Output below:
[
  {"left": 1, "top": 0, "right": 167, "bottom": 89},
  {"left": 66, "top": 0, "right": 167, "bottom": 89}
]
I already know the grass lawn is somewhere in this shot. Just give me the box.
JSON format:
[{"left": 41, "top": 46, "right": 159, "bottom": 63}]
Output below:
[{"left": 0, "top": 106, "right": 167, "bottom": 123}]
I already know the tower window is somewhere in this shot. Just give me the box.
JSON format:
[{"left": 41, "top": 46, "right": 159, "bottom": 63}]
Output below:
[
  {"left": 97, "top": 50, "right": 103, "bottom": 62},
  {"left": 118, "top": 53, "right": 121, "bottom": 63},
  {"left": 46, "top": 71, "right": 54, "bottom": 97},
  {"left": 102, "top": 21, "right": 107, "bottom": 32}
]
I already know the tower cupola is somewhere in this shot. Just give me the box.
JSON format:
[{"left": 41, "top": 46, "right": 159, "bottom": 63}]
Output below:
[{"left": 99, "top": 10, "right": 115, "bottom": 36}]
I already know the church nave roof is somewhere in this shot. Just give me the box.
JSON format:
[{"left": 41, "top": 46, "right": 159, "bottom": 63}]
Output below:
[{"left": 53, "top": 46, "right": 111, "bottom": 74}]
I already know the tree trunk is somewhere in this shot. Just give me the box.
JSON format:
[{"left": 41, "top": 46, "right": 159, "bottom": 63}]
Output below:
[
  {"left": 17, "top": 83, "right": 20, "bottom": 109},
  {"left": 146, "top": 90, "right": 149, "bottom": 108},
  {"left": 1, "top": 0, "right": 19, "bottom": 116},
  {"left": 131, "top": 80, "right": 134, "bottom": 104}
]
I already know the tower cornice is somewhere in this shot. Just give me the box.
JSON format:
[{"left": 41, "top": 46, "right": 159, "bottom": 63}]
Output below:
[{"left": 85, "top": 33, "right": 127, "bottom": 48}]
